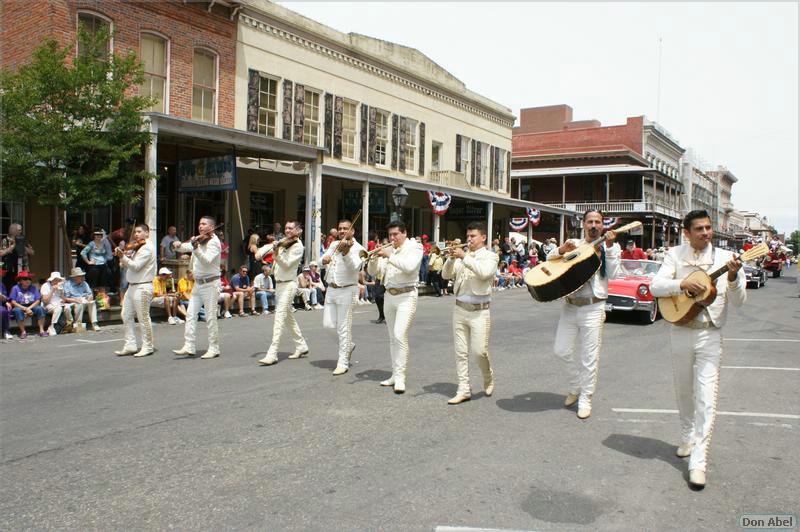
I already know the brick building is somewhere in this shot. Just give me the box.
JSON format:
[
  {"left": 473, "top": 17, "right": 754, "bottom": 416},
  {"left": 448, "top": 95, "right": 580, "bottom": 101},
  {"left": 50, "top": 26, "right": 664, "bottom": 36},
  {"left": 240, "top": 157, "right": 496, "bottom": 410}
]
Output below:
[{"left": 511, "top": 104, "right": 686, "bottom": 248}]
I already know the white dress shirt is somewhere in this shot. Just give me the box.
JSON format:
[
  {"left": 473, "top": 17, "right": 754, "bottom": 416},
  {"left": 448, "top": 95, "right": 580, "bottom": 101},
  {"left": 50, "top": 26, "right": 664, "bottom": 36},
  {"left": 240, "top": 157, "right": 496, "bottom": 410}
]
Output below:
[
  {"left": 650, "top": 244, "right": 746, "bottom": 328},
  {"left": 322, "top": 239, "right": 364, "bottom": 286},
  {"left": 367, "top": 238, "right": 423, "bottom": 289},
  {"left": 176, "top": 235, "right": 221, "bottom": 279},
  {"left": 547, "top": 239, "right": 622, "bottom": 299},
  {"left": 120, "top": 240, "right": 156, "bottom": 284},
  {"left": 256, "top": 240, "right": 305, "bottom": 282}
]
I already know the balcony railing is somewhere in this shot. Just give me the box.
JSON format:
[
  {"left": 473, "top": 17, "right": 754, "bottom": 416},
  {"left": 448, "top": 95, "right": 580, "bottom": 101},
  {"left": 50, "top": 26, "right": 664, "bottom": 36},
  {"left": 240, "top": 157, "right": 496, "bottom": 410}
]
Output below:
[
  {"left": 430, "top": 170, "right": 470, "bottom": 189},
  {"left": 539, "top": 198, "right": 682, "bottom": 219}
]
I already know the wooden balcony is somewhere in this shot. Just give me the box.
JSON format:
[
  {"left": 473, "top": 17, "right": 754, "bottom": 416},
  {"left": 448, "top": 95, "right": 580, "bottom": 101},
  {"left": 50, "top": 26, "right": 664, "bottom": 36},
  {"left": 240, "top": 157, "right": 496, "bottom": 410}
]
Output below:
[
  {"left": 539, "top": 198, "right": 682, "bottom": 219},
  {"left": 430, "top": 170, "right": 470, "bottom": 189}
]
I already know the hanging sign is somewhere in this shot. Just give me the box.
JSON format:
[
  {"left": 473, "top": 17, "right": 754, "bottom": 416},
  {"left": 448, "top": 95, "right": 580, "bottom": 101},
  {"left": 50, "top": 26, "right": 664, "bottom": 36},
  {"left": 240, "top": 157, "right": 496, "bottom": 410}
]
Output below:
[{"left": 178, "top": 155, "right": 237, "bottom": 192}]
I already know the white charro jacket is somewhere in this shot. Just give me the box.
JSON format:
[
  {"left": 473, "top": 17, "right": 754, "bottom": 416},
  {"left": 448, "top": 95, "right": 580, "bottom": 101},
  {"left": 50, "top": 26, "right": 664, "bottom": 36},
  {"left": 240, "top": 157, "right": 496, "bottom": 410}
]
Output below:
[
  {"left": 120, "top": 239, "right": 156, "bottom": 284},
  {"left": 650, "top": 244, "right": 746, "bottom": 328},
  {"left": 256, "top": 239, "right": 305, "bottom": 282},
  {"left": 442, "top": 246, "right": 499, "bottom": 297},
  {"left": 322, "top": 239, "right": 364, "bottom": 286},
  {"left": 367, "top": 238, "right": 423, "bottom": 289},
  {"left": 176, "top": 235, "right": 221, "bottom": 279},
  {"left": 547, "top": 239, "right": 622, "bottom": 299}
]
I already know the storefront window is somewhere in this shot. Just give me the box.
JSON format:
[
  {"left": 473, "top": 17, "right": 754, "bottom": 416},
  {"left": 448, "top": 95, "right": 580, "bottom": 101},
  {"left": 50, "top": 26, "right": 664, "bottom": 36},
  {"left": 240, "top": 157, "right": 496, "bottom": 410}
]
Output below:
[
  {"left": 250, "top": 191, "right": 275, "bottom": 233},
  {"left": 0, "top": 201, "right": 25, "bottom": 241}
]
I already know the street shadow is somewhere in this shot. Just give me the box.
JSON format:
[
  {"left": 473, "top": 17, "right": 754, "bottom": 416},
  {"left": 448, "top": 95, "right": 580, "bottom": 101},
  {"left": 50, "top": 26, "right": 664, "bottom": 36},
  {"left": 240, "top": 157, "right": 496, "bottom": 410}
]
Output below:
[
  {"left": 310, "top": 359, "right": 338, "bottom": 370},
  {"left": 601, "top": 434, "right": 685, "bottom": 473},
  {"left": 353, "top": 369, "right": 392, "bottom": 382},
  {"left": 417, "top": 382, "right": 458, "bottom": 398},
  {"left": 495, "top": 391, "right": 565, "bottom": 413}
]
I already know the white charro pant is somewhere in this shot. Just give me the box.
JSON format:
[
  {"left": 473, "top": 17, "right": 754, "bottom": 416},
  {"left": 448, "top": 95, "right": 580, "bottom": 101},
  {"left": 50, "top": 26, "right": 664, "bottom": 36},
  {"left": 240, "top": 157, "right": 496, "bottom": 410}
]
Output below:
[
  {"left": 183, "top": 281, "right": 220, "bottom": 354},
  {"left": 69, "top": 301, "right": 98, "bottom": 325},
  {"left": 553, "top": 301, "right": 605, "bottom": 408},
  {"left": 669, "top": 326, "right": 723, "bottom": 472},
  {"left": 267, "top": 281, "right": 307, "bottom": 357},
  {"left": 453, "top": 305, "right": 493, "bottom": 396},
  {"left": 322, "top": 285, "right": 357, "bottom": 368},
  {"left": 121, "top": 283, "right": 154, "bottom": 352},
  {"left": 384, "top": 289, "right": 418, "bottom": 382}
]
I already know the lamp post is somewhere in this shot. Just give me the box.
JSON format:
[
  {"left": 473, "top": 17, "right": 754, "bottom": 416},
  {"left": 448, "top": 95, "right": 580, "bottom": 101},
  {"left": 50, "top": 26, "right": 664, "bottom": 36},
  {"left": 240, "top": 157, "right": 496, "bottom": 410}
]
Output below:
[{"left": 391, "top": 182, "right": 409, "bottom": 222}]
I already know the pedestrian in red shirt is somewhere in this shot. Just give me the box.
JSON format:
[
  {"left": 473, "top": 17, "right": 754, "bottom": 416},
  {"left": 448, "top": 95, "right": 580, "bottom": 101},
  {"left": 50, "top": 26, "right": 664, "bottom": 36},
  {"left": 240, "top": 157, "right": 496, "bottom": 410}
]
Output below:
[{"left": 621, "top": 240, "right": 647, "bottom": 260}]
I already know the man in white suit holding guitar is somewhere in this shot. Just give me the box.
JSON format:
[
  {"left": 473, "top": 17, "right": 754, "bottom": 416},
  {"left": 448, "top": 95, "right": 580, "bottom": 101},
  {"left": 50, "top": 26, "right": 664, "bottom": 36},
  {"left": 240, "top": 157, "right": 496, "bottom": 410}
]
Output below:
[{"left": 651, "top": 209, "right": 746, "bottom": 490}]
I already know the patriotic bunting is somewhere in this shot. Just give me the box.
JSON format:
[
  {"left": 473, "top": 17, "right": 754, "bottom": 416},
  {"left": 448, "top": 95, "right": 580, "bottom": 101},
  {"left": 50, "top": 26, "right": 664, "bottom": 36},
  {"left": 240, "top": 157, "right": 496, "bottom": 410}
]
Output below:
[
  {"left": 426, "top": 191, "right": 452, "bottom": 216},
  {"left": 603, "top": 217, "right": 618, "bottom": 229},
  {"left": 509, "top": 217, "right": 529, "bottom": 231},
  {"left": 526, "top": 207, "right": 541, "bottom": 226}
]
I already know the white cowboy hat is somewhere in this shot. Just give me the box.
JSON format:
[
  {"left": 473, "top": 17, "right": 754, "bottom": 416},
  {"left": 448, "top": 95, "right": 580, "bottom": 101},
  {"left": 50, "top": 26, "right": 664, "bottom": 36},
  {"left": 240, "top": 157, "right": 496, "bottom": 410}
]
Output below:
[
  {"left": 69, "top": 267, "right": 87, "bottom": 277},
  {"left": 47, "top": 271, "right": 65, "bottom": 282}
]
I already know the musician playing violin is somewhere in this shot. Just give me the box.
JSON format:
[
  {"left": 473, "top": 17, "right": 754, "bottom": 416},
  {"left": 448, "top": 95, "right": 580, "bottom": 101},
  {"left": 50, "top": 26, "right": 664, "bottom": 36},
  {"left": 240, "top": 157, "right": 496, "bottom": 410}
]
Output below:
[
  {"left": 547, "top": 209, "right": 622, "bottom": 421},
  {"left": 650, "top": 210, "right": 745, "bottom": 490},
  {"left": 114, "top": 223, "right": 157, "bottom": 358}
]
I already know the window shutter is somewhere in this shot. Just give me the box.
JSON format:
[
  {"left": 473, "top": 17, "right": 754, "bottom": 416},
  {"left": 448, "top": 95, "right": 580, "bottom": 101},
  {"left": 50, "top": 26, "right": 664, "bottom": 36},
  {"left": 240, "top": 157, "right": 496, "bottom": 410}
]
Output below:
[
  {"left": 293, "top": 83, "right": 305, "bottom": 143},
  {"left": 360, "top": 104, "right": 368, "bottom": 163},
  {"left": 455, "top": 134, "right": 462, "bottom": 173},
  {"left": 418, "top": 122, "right": 425, "bottom": 176},
  {"left": 367, "top": 107, "right": 377, "bottom": 165},
  {"left": 491, "top": 146, "right": 498, "bottom": 190},
  {"left": 247, "top": 69, "right": 259, "bottom": 133},
  {"left": 282, "top": 79, "right": 293, "bottom": 141},
  {"left": 324, "top": 93, "right": 333, "bottom": 155},
  {"left": 398, "top": 117, "right": 406, "bottom": 172},
  {"left": 506, "top": 155, "right": 511, "bottom": 191},
  {"left": 470, "top": 139, "right": 476, "bottom": 186},
  {"left": 391, "top": 115, "right": 399, "bottom": 170},
  {"left": 333, "top": 96, "right": 343, "bottom": 159}
]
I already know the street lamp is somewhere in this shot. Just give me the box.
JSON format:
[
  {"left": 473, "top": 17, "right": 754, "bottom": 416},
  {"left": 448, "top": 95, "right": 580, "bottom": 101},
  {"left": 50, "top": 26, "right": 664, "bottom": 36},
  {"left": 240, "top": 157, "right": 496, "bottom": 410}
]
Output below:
[{"left": 391, "top": 182, "right": 409, "bottom": 222}]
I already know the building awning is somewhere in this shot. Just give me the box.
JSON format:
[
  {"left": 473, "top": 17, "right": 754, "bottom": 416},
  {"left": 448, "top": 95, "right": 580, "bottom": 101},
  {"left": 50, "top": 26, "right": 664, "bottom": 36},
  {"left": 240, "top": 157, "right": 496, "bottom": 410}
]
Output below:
[
  {"left": 322, "top": 164, "right": 576, "bottom": 216},
  {"left": 511, "top": 164, "right": 662, "bottom": 179},
  {"left": 144, "top": 113, "right": 322, "bottom": 162}
]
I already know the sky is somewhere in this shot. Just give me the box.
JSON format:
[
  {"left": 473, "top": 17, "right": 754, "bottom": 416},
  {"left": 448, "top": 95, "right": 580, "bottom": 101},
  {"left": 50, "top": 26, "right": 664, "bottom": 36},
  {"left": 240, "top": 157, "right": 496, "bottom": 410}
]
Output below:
[{"left": 277, "top": 1, "right": 799, "bottom": 235}]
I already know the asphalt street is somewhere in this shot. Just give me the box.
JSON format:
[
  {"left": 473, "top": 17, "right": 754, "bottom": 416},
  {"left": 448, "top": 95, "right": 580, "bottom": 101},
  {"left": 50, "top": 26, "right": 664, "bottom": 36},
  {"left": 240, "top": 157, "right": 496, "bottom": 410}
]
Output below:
[{"left": 1, "top": 270, "right": 798, "bottom": 531}]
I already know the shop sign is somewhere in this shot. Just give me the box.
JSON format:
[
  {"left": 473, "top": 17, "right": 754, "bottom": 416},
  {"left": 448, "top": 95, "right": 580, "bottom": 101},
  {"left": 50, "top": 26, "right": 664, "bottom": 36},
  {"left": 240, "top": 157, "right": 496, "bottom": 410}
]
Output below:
[
  {"left": 343, "top": 188, "right": 387, "bottom": 214},
  {"left": 444, "top": 201, "right": 487, "bottom": 220},
  {"left": 178, "top": 155, "right": 237, "bottom": 192}
]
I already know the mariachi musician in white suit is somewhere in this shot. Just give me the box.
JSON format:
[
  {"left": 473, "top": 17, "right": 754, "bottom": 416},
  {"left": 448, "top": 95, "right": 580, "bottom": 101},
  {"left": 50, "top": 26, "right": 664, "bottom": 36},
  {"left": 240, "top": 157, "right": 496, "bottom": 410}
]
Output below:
[
  {"left": 366, "top": 221, "right": 423, "bottom": 394},
  {"left": 255, "top": 220, "right": 308, "bottom": 366},
  {"left": 650, "top": 209, "right": 745, "bottom": 490},
  {"left": 440, "top": 221, "right": 499, "bottom": 405}
]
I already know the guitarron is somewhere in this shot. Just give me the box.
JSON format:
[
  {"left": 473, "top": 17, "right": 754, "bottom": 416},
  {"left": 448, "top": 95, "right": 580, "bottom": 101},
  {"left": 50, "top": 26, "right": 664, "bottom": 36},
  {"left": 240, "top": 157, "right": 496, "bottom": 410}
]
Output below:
[
  {"left": 657, "top": 243, "right": 769, "bottom": 324},
  {"left": 524, "top": 221, "right": 642, "bottom": 302}
]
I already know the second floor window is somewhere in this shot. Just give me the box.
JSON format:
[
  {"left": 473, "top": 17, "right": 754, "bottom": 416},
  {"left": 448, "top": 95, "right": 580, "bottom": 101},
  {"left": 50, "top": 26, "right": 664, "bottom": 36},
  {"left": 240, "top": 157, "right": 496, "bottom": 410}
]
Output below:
[
  {"left": 140, "top": 34, "right": 167, "bottom": 113},
  {"left": 497, "top": 149, "right": 507, "bottom": 192},
  {"left": 258, "top": 77, "right": 278, "bottom": 137},
  {"left": 192, "top": 49, "right": 216, "bottom": 124},
  {"left": 404, "top": 119, "right": 417, "bottom": 172},
  {"left": 77, "top": 12, "right": 111, "bottom": 59},
  {"left": 460, "top": 136, "right": 470, "bottom": 175},
  {"left": 342, "top": 100, "right": 357, "bottom": 160},
  {"left": 480, "top": 143, "right": 489, "bottom": 187},
  {"left": 431, "top": 141, "right": 442, "bottom": 171},
  {"left": 375, "top": 111, "right": 388, "bottom": 166},
  {"left": 303, "top": 89, "right": 320, "bottom": 146}
]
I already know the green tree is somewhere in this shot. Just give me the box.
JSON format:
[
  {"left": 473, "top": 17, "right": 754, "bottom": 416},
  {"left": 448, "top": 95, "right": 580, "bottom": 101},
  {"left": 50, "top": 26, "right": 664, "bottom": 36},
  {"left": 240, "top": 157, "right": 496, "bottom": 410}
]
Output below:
[
  {"left": 1, "top": 26, "right": 156, "bottom": 267},
  {"left": 788, "top": 230, "right": 800, "bottom": 255}
]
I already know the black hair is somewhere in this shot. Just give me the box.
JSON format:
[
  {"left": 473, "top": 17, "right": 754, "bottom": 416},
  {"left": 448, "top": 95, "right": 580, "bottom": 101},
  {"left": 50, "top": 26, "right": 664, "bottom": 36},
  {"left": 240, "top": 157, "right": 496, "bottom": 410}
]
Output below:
[
  {"left": 286, "top": 220, "right": 303, "bottom": 231},
  {"left": 583, "top": 209, "right": 604, "bottom": 221},
  {"left": 683, "top": 210, "right": 712, "bottom": 230},
  {"left": 135, "top": 223, "right": 149, "bottom": 232},
  {"left": 338, "top": 219, "right": 353, "bottom": 226},
  {"left": 386, "top": 221, "right": 407, "bottom": 233},
  {"left": 466, "top": 221, "right": 488, "bottom": 236},
  {"left": 200, "top": 215, "right": 216, "bottom": 226}
]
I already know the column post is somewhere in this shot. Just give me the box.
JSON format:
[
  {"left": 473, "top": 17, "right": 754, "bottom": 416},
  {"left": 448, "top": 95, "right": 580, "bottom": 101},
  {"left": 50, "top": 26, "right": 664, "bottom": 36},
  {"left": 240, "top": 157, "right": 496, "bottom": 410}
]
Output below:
[
  {"left": 144, "top": 120, "right": 159, "bottom": 253},
  {"left": 486, "top": 201, "right": 494, "bottom": 248},
  {"left": 361, "top": 180, "right": 370, "bottom": 245}
]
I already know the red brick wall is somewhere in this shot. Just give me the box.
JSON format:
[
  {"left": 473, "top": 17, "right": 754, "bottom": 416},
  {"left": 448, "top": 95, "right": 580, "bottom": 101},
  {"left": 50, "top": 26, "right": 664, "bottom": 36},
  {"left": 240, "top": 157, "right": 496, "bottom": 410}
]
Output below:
[
  {"left": 1, "top": 0, "right": 235, "bottom": 127},
  {"left": 513, "top": 116, "right": 645, "bottom": 158},
  {"left": 513, "top": 105, "right": 574, "bottom": 134}
]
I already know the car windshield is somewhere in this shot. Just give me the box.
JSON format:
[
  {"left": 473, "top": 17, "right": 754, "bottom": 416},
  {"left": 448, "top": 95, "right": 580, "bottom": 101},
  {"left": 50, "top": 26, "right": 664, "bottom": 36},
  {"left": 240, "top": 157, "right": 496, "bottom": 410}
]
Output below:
[{"left": 621, "top": 260, "right": 661, "bottom": 276}]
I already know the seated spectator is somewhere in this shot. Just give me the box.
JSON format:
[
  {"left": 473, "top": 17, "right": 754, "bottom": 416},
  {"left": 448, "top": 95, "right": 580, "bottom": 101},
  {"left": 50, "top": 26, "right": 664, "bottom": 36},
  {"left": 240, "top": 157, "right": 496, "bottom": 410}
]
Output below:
[
  {"left": 218, "top": 267, "right": 233, "bottom": 318},
  {"left": 152, "top": 267, "right": 182, "bottom": 325},
  {"left": 307, "top": 262, "right": 325, "bottom": 306},
  {"left": 495, "top": 262, "right": 511, "bottom": 290},
  {"left": 80, "top": 230, "right": 113, "bottom": 290},
  {"left": 176, "top": 270, "right": 194, "bottom": 321},
  {"left": 253, "top": 264, "right": 275, "bottom": 313},
  {"left": 230, "top": 264, "right": 257, "bottom": 316},
  {"left": 41, "top": 271, "right": 67, "bottom": 336},
  {"left": 63, "top": 267, "right": 100, "bottom": 332},
  {"left": 9, "top": 271, "right": 47, "bottom": 338},
  {"left": 508, "top": 259, "right": 524, "bottom": 287},
  {"left": 296, "top": 267, "right": 318, "bottom": 310},
  {"left": 621, "top": 240, "right": 648, "bottom": 260},
  {"left": 0, "top": 276, "right": 11, "bottom": 339}
]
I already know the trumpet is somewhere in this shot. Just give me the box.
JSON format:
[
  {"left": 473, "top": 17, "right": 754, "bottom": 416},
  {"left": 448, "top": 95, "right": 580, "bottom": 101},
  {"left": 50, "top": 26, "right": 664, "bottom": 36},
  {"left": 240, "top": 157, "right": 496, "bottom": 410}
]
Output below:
[
  {"left": 359, "top": 242, "right": 395, "bottom": 260},
  {"left": 441, "top": 241, "right": 470, "bottom": 256}
]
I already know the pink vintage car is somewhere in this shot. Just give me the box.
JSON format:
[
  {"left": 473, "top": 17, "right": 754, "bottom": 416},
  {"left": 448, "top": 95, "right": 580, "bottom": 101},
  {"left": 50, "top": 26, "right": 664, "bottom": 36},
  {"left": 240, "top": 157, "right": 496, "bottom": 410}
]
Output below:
[{"left": 606, "top": 259, "right": 662, "bottom": 324}]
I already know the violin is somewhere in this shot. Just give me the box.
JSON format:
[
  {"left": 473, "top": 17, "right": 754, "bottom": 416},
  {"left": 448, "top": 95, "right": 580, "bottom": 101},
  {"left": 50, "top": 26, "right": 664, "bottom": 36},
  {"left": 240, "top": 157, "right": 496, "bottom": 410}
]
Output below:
[
  {"left": 116, "top": 238, "right": 147, "bottom": 257},
  {"left": 189, "top": 223, "right": 225, "bottom": 246}
]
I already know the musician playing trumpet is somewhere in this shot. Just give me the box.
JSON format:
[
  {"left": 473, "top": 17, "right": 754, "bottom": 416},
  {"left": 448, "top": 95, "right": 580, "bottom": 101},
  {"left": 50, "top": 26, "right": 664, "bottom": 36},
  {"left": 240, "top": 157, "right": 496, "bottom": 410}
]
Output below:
[
  {"left": 366, "top": 221, "right": 423, "bottom": 394},
  {"left": 321, "top": 218, "right": 365, "bottom": 376},
  {"left": 255, "top": 220, "right": 308, "bottom": 366},
  {"left": 650, "top": 210, "right": 745, "bottom": 490},
  {"left": 548, "top": 209, "right": 621, "bottom": 420},
  {"left": 441, "top": 222, "right": 499, "bottom": 405}
]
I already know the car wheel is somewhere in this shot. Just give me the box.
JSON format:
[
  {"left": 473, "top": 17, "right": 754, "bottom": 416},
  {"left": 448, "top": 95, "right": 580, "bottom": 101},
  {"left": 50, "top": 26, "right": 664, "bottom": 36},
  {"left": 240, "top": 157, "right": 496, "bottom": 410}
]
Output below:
[{"left": 639, "top": 304, "right": 658, "bottom": 324}]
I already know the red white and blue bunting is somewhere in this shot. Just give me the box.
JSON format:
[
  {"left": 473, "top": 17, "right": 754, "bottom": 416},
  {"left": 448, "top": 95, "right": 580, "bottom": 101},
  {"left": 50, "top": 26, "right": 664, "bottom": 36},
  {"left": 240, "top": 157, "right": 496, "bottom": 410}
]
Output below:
[
  {"left": 509, "top": 217, "right": 529, "bottom": 231},
  {"left": 526, "top": 207, "right": 541, "bottom": 226},
  {"left": 603, "top": 217, "right": 618, "bottom": 229},
  {"left": 427, "top": 191, "right": 452, "bottom": 216}
]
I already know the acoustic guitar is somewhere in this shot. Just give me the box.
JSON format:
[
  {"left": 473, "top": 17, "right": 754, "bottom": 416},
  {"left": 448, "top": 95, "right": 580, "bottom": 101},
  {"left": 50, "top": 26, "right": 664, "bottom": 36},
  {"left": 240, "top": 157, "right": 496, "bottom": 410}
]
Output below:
[
  {"left": 524, "top": 221, "right": 642, "bottom": 302},
  {"left": 657, "top": 243, "right": 769, "bottom": 324}
]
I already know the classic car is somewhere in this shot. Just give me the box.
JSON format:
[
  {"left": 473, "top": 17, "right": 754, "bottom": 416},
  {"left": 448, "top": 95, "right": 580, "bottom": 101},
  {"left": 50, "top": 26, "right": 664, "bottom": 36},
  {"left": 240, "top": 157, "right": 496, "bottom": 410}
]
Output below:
[
  {"left": 606, "top": 259, "right": 662, "bottom": 324},
  {"left": 744, "top": 263, "right": 767, "bottom": 288}
]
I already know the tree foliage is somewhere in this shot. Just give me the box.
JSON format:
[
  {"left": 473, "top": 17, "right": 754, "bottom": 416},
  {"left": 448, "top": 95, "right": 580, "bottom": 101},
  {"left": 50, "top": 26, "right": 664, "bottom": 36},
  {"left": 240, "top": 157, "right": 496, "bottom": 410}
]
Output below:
[
  {"left": 1, "top": 26, "right": 156, "bottom": 212},
  {"left": 788, "top": 230, "right": 800, "bottom": 254}
]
